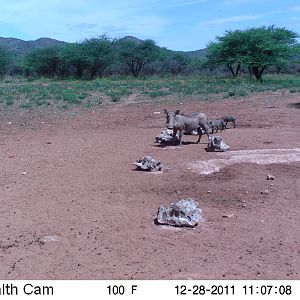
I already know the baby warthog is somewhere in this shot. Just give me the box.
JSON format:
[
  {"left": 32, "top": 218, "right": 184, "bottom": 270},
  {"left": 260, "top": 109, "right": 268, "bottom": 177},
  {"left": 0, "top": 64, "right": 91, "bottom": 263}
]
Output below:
[
  {"left": 164, "top": 109, "right": 210, "bottom": 144},
  {"left": 222, "top": 115, "right": 237, "bottom": 128},
  {"left": 208, "top": 119, "right": 226, "bottom": 133}
]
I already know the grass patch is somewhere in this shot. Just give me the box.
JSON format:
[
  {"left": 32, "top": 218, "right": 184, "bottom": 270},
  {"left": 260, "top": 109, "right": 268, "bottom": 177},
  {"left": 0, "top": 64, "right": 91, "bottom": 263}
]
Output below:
[{"left": 1, "top": 74, "right": 300, "bottom": 112}]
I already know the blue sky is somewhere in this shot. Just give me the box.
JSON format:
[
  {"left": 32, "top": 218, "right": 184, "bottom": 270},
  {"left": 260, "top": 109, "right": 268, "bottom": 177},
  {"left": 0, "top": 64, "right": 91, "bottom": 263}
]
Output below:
[{"left": 1, "top": 0, "right": 300, "bottom": 51}]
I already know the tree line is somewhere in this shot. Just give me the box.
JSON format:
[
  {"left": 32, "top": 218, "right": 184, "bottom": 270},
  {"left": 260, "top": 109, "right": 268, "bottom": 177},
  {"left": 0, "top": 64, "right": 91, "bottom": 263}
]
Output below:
[{"left": 0, "top": 26, "right": 299, "bottom": 81}]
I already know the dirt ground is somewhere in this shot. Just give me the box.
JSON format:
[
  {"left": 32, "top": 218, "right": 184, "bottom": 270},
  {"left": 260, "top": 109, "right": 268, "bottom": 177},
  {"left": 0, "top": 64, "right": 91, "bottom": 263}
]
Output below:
[{"left": 0, "top": 91, "right": 299, "bottom": 280}]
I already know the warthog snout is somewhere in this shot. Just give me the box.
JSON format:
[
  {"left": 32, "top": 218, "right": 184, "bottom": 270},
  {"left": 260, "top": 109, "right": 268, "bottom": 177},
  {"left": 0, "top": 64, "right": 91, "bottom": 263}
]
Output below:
[
  {"left": 164, "top": 109, "right": 180, "bottom": 130},
  {"left": 164, "top": 109, "right": 174, "bottom": 129}
]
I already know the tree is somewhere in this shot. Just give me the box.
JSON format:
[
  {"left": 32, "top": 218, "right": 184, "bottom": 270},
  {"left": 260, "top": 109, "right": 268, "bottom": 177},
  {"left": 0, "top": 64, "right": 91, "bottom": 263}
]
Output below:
[
  {"left": 59, "top": 43, "right": 86, "bottom": 78},
  {"left": 163, "top": 53, "right": 192, "bottom": 74},
  {"left": 207, "top": 26, "right": 298, "bottom": 80},
  {"left": 207, "top": 30, "right": 246, "bottom": 77},
  {"left": 80, "top": 36, "right": 115, "bottom": 79},
  {"left": 242, "top": 26, "right": 298, "bottom": 80},
  {"left": 0, "top": 46, "right": 13, "bottom": 77},
  {"left": 60, "top": 36, "right": 115, "bottom": 79},
  {"left": 22, "top": 46, "right": 62, "bottom": 77},
  {"left": 117, "top": 39, "right": 160, "bottom": 77}
]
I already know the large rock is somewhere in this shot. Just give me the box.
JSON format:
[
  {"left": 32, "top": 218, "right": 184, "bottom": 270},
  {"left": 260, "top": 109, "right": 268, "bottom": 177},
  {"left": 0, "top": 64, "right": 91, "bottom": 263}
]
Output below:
[
  {"left": 133, "top": 156, "right": 162, "bottom": 172},
  {"left": 155, "top": 129, "right": 180, "bottom": 145},
  {"left": 156, "top": 198, "right": 202, "bottom": 227},
  {"left": 206, "top": 136, "right": 229, "bottom": 152}
]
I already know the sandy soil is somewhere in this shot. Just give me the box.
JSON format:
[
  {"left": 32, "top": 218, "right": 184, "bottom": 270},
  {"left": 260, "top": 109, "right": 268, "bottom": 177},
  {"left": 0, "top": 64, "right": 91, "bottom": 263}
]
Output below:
[{"left": 0, "top": 91, "right": 299, "bottom": 279}]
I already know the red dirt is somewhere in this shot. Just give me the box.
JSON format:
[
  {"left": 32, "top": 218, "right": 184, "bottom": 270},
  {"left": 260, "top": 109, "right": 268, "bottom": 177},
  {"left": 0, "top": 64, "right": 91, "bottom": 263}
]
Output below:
[{"left": 0, "top": 91, "right": 299, "bottom": 279}]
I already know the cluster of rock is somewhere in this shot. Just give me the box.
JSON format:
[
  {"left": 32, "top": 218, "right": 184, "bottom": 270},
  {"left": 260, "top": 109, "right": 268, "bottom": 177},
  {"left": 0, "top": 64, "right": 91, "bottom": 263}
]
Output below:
[
  {"left": 206, "top": 136, "right": 230, "bottom": 152},
  {"left": 155, "top": 129, "right": 180, "bottom": 145},
  {"left": 156, "top": 198, "right": 202, "bottom": 227},
  {"left": 133, "top": 156, "right": 162, "bottom": 172}
]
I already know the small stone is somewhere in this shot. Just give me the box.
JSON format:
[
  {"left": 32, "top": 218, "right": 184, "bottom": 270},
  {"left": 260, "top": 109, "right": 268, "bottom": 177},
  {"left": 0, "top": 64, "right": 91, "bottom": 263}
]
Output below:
[
  {"left": 207, "top": 190, "right": 211, "bottom": 194},
  {"left": 242, "top": 204, "right": 247, "bottom": 208},
  {"left": 39, "top": 235, "right": 60, "bottom": 243},
  {"left": 21, "top": 172, "right": 27, "bottom": 175},
  {"left": 266, "top": 174, "right": 275, "bottom": 180},
  {"left": 261, "top": 189, "right": 269, "bottom": 195},
  {"left": 222, "top": 213, "right": 234, "bottom": 218}
]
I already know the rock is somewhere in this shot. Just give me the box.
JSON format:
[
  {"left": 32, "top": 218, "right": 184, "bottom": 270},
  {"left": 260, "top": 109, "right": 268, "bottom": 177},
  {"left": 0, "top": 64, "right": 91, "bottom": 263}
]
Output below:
[
  {"left": 266, "top": 174, "right": 275, "bottom": 180},
  {"left": 206, "top": 136, "right": 230, "bottom": 152},
  {"left": 156, "top": 198, "right": 202, "bottom": 227},
  {"left": 133, "top": 156, "right": 162, "bottom": 172},
  {"left": 38, "top": 235, "right": 60, "bottom": 243},
  {"left": 155, "top": 129, "right": 180, "bottom": 145},
  {"left": 222, "top": 213, "right": 235, "bottom": 218},
  {"left": 261, "top": 189, "right": 269, "bottom": 195}
]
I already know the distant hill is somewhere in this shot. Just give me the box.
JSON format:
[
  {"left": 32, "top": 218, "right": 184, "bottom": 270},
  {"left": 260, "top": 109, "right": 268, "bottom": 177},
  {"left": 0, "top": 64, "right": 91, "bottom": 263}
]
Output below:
[
  {"left": 0, "top": 37, "right": 68, "bottom": 57},
  {"left": 120, "top": 36, "right": 207, "bottom": 58},
  {"left": 0, "top": 35, "right": 207, "bottom": 61},
  {"left": 120, "top": 36, "right": 143, "bottom": 44},
  {"left": 182, "top": 48, "right": 207, "bottom": 58}
]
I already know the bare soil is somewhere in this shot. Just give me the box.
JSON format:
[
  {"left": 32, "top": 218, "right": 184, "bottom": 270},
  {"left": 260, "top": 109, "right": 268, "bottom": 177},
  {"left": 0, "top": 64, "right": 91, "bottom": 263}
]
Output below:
[{"left": 0, "top": 91, "right": 299, "bottom": 279}]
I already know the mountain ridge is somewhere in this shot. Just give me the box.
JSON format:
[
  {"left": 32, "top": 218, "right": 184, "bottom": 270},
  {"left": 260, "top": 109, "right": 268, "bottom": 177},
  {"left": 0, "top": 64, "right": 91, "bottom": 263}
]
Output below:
[{"left": 0, "top": 36, "right": 206, "bottom": 58}]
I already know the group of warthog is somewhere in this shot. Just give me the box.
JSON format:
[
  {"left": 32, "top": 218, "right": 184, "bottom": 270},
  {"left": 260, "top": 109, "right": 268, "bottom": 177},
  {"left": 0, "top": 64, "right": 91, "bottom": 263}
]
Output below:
[
  {"left": 163, "top": 109, "right": 236, "bottom": 144},
  {"left": 134, "top": 109, "right": 237, "bottom": 226}
]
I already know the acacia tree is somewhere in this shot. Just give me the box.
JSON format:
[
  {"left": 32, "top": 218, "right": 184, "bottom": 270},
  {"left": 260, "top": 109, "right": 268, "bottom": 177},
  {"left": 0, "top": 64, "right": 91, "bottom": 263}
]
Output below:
[
  {"left": 60, "top": 36, "right": 115, "bottom": 79},
  {"left": 207, "top": 30, "right": 246, "bottom": 77},
  {"left": 242, "top": 26, "right": 298, "bottom": 80},
  {"left": 0, "top": 46, "right": 13, "bottom": 77},
  {"left": 207, "top": 26, "right": 298, "bottom": 80},
  {"left": 22, "top": 46, "right": 62, "bottom": 77},
  {"left": 59, "top": 43, "right": 86, "bottom": 78},
  {"left": 81, "top": 36, "right": 115, "bottom": 79},
  {"left": 118, "top": 39, "right": 160, "bottom": 77}
]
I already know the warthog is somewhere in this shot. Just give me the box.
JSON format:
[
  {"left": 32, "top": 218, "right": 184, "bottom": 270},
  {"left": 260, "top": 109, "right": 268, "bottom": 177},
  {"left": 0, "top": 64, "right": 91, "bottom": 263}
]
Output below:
[
  {"left": 164, "top": 109, "right": 210, "bottom": 144},
  {"left": 222, "top": 115, "right": 237, "bottom": 128},
  {"left": 208, "top": 119, "right": 226, "bottom": 133}
]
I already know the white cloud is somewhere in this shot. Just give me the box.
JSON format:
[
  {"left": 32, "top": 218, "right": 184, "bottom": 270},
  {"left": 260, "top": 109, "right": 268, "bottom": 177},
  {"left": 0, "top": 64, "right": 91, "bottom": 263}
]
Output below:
[
  {"left": 199, "top": 4, "right": 300, "bottom": 26},
  {"left": 199, "top": 13, "right": 264, "bottom": 26}
]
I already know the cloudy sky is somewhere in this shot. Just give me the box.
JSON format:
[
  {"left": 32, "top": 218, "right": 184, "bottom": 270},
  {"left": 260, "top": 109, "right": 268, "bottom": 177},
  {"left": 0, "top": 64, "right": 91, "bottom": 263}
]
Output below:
[{"left": 1, "top": 0, "right": 300, "bottom": 51}]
